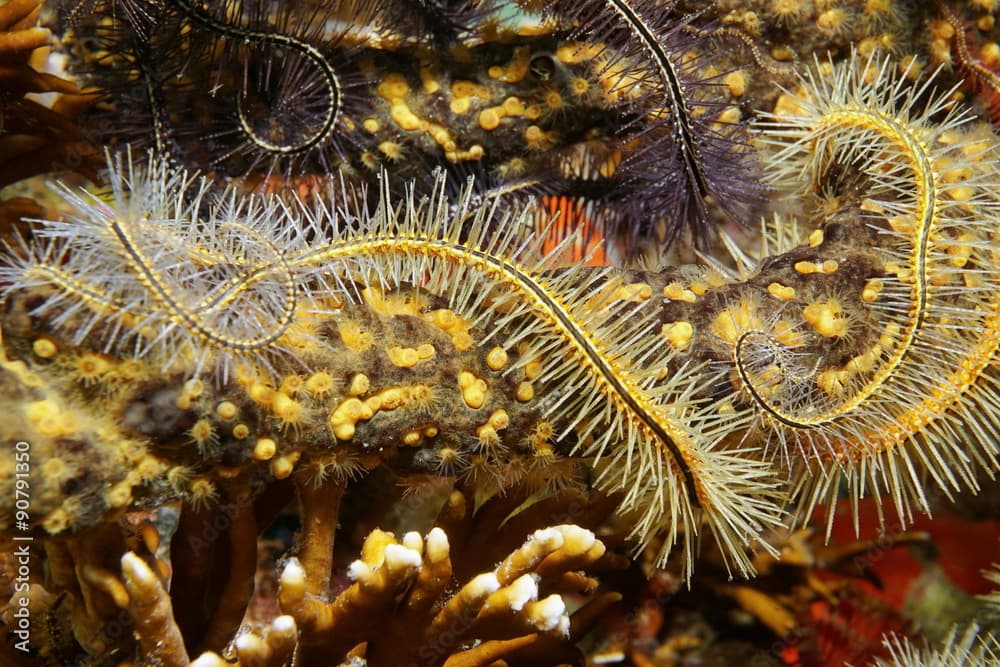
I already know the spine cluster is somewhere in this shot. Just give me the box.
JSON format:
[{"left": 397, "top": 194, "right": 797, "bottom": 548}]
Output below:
[{"left": 62, "top": 0, "right": 764, "bottom": 251}]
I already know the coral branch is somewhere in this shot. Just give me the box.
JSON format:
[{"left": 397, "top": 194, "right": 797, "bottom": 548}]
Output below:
[
  {"left": 294, "top": 477, "right": 346, "bottom": 596},
  {"left": 199, "top": 483, "right": 259, "bottom": 652},
  {"left": 120, "top": 552, "right": 189, "bottom": 667}
]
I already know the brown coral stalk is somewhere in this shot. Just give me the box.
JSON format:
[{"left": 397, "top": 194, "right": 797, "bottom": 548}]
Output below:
[
  {"left": 120, "top": 552, "right": 189, "bottom": 667},
  {"left": 199, "top": 483, "right": 259, "bottom": 652},
  {"left": 294, "top": 477, "right": 346, "bottom": 596},
  {"left": 441, "top": 634, "right": 540, "bottom": 667}
]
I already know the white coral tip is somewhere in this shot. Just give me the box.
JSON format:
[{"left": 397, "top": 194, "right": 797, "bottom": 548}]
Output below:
[
  {"left": 346, "top": 559, "right": 371, "bottom": 582},
  {"left": 384, "top": 543, "right": 423, "bottom": 574},
  {"left": 529, "top": 594, "right": 567, "bottom": 631},
  {"left": 280, "top": 557, "right": 305, "bottom": 587},
  {"left": 531, "top": 527, "right": 564, "bottom": 550},
  {"left": 425, "top": 527, "right": 450, "bottom": 563},
  {"left": 468, "top": 572, "right": 501, "bottom": 598},
  {"left": 505, "top": 573, "right": 539, "bottom": 611}
]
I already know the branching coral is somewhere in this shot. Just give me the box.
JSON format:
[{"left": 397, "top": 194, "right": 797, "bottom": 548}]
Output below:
[
  {"left": 106, "top": 520, "right": 615, "bottom": 667},
  {"left": 280, "top": 523, "right": 607, "bottom": 665}
]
